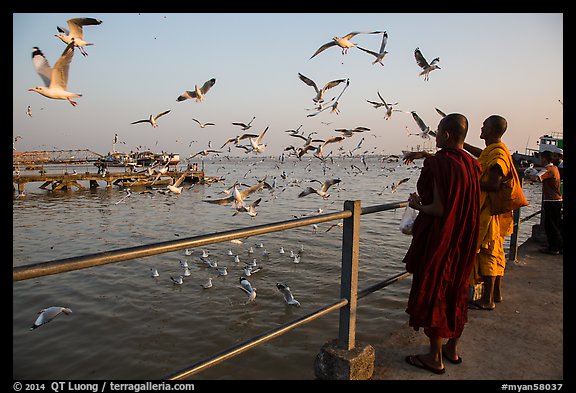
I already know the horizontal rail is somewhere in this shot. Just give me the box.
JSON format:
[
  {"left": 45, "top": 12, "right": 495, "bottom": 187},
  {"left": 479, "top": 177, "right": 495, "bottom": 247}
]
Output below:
[
  {"left": 13, "top": 210, "right": 351, "bottom": 282},
  {"left": 519, "top": 209, "right": 541, "bottom": 224},
  {"left": 360, "top": 201, "right": 407, "bottom": 215},
  {"left": 357, "top": 271, "right": 412, "bottom": 299},
  {"left": 163, "top": 298, "right": 349, "bottom": 380}
]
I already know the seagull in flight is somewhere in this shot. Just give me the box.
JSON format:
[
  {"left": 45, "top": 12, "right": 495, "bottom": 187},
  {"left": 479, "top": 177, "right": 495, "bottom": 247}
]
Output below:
[
  {"left": 30, "top": 307, "right": 72, "bottom": 330},
  {"left": 307, "top": 78, "right": 350, "bottom": 117},
  {"left": 192, "top": 118, "right": 215, "bottom": 128},
  {"left": 239, "top": 277, "right": 257, "bottom": 304},
  {"left": 130, "top": 110, "right": 171, "bottom": 128},
  {"left": 248, "top": 126, "right": 269, "bottom": 154},
  {"left": 29, "top": 43, "right": 81, "bottom": 106},
  {"left": 26, "top": 106, "right": 32, "bottom": 117},
  {"left": 298, "top": 178, "right": 341, "bottom": 199},
  {"left": 414, "top": 47, "right": 440, "bottom": 81},
  {"left": 177, "top": 78, "right": 216, "bottom": 102},
  {"left": 276, "top": 283, "right": 301, "bottom": 306},
  {"left": 167, "top": 172, "right": 187, "bottom": 194},
  {"left": 409, "top": 111, "right": 435, "bottom": 139},
  {"left": 221, "top": 133, "right": 259, "bottom": 148},
  {"left": 356, "top": 31, "right": 389, "bottom": 65},
  {"left": 188, "top": 149, "right": 222, "bottom": 159},
  {"left": 232, "top": 116, "right": 256, "bottom": 131},
  {"left": 310, "top": 31, "right": 383, "bottom": 59},
  {"left": 54, "top": 17, "right": 103, "bottom": 56},
  {"left": 366, "top": 91, "right": 400, "bottom": 120},
  {"left": 298, "top": 73, "right": 347, "bottom": 104}
]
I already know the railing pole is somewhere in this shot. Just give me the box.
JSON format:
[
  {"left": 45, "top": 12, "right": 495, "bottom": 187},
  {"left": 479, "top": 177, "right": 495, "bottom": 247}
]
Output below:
[
  {"left": 338, "top": 200, "right": 361, "bottom": 350},
  {"left": 508, "top": 178, "right": 523, "bottom": 263}
]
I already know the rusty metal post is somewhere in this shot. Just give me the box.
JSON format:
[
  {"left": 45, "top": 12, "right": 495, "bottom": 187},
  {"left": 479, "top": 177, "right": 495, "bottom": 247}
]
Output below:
[{"left": 338, "top": 200, "right": 361, "bottom": 350}]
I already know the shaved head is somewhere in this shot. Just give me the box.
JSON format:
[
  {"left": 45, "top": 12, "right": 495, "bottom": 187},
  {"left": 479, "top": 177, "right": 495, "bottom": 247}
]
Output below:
[
  {"left": 438, "top": 113, "right": 468, "bottom": 144},
  {"left": 485, "top": 115, "right": 507, "bottom": 137}
]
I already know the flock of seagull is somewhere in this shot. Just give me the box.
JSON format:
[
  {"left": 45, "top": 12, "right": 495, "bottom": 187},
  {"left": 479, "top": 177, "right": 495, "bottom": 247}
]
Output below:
[
  {"left": 153, "top": 245, "right": 303, "bottom": 307},
  {"left": 24, "top": 21, "right": 446, "bottom": 330}
]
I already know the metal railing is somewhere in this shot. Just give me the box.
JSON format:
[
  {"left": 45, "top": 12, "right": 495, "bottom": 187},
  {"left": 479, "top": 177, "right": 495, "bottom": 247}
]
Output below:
[{"left": 13, "top": 199, "right": 410, "bottom": 380}]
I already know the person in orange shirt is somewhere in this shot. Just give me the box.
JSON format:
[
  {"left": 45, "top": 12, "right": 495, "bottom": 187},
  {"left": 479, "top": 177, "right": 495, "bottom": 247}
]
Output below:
[{"left": 529, "top": 150, "right": 563, "bottom": 255}]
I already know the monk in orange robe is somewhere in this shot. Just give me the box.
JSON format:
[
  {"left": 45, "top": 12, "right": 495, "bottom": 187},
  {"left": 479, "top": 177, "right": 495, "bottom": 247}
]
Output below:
[
  {"left": 403, "top": 113, "right": 481, "bottom": 374},
  {"left": 464, "top": 115, "right": 519, "bottom": 310}
]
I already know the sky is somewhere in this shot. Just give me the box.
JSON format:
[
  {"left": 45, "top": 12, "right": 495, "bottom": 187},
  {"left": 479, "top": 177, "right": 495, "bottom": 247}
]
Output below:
[{"left": 12, "top": 13, "right": 563, "bottom": 159}]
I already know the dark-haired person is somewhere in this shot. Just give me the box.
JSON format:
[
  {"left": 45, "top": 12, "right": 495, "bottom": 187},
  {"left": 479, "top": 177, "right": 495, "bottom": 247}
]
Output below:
[
  {"left": 403, "top": 113, "right": 481, "bottom": 374},
  {"left": 529, "top": 150, "right": 563, "bottom": 255}
]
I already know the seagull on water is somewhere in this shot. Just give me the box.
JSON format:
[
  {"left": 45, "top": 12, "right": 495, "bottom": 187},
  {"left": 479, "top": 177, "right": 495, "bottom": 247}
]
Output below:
[
  {"left": 180, "top": 260, "right": 189, "bottom": 268},
  {"left": 217, "top": 266, "right": 228, "bottom": 276},
  {"left": 276, "top": 283, "right": 301, "bottom": 306},
  {"left": 201, "top": 250, "right": 210, "bottom": 258},
  {"left": 201, "top": 277, "right": 213, "bottom": 289},
  {"left": 239, "top": 277, "right": 257, "bottom": 303},
  {"left": 131, "top": 110, "right": 171, "bottom": 128},
  {"left": 150, "top": 268, "right": 160, "bottom": 277},
  {"left": 55, "top": 17, "right": 103, "bottom": 56},
  {"left": 177, "top": 78, "right": 216, "bottom": 102},
  {"left": 29, "top": 43, "right": 81, "bottom": 106},
  {"left": 279, "top": 247, "right": 285, "bottom": 254},
  {"left": 30, "top": 307, "right": 72, "bottom": 330},
  {"left": 298, "top": 73, "right": 347, "bottom": 104},
  {"left": 183, "top": 267, "right": 192, "bottom": 277},
  {"left": 310, "top": 31, "right": 383, "bottom": 59},
  {"left": 234, "top": 255, "right": 241, "bottom": 263},
  {"left": 184, "top": 249, "right": 193, "bottom": 256},
  {"left": 356, "top": 31, "right": 389, "bottom": 66},
  {"left": 171, "top": 275, "right": 184, "bottom": 285},
  {"left": 201, "top": 256, "right": 218, "bottom": 268},
  {"left": 414, "top": 47, "right": 440, "bottom": 81}
]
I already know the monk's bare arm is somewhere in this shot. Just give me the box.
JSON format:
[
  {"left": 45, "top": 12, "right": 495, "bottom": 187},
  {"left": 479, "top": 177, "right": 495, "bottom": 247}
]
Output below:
[
  {"left": 463, "top": 142, "right": 483, "bottom": 158},
  {"left": 480, "top": 165, "right": 504, "bottom": 192},
  {"left": 408, "top": 181, "right": 444, "bottom": 217}
]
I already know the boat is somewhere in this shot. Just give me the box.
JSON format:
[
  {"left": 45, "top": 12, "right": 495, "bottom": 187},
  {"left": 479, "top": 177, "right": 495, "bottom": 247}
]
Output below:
[
  {"left": 512, "top": 132, "right": 563, "bottom": 171},
  {"left": 99, "top": 151, "right": 137, "bottom": 167},
  {"left": 402, "top": 140, "right": 438, "bottom": 157}
]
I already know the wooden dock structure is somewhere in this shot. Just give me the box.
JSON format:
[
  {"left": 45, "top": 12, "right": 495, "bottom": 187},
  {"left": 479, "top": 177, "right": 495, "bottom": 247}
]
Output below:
[{"left": 12, "top": 170, "right": 205, "bottom": 194}]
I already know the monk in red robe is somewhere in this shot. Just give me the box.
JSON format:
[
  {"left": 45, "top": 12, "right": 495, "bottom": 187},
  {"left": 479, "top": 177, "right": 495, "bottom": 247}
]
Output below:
[{"left": 402, "top": 113, "right": 481, "bottom": 374}]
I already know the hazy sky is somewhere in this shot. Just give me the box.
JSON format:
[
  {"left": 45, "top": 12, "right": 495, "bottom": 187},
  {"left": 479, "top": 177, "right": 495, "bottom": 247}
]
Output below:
[{"left": 13, "top": 13, "right": 563, "bottom": 158}]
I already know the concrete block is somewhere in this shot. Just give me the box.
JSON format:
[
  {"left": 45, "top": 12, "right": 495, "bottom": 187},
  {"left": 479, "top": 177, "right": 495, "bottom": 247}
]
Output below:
[{"left": 314, "top": 338, "right": 375, "bottom": 380}]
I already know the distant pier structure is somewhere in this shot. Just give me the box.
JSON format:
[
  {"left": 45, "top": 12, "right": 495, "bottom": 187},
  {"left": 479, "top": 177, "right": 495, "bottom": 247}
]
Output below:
[{"left": 13, "top": 149, "right": 205, "bottom": 194}]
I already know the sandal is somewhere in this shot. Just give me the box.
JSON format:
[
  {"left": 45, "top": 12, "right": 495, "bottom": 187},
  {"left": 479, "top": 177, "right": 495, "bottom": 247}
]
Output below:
[{"left": 405, "top": 354, "right": 445, "bottom": 375}]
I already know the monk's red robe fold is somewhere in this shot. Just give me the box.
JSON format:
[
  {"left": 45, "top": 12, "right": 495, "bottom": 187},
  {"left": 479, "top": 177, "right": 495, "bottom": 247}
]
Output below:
[{"left": 403, "top": 148, "right": 481, "bottom": 338}]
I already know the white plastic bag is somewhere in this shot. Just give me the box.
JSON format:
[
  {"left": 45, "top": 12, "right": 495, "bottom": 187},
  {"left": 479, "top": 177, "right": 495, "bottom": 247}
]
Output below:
[{"left": 399, "top": 205, "right": 418, "bottom": 235}]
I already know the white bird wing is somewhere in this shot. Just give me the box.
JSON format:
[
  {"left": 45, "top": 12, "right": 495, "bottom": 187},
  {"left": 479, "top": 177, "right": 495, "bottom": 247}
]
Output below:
[
  {"left": 321, "top": 78, "right": 347, "bottom": 93},
  {"left": 173, "top": 172, "right": 188, "bottom": 188},
  {"left": 310, "top": 41, "right": 337, "bottom": 59},
  {"left": 411, "top": 111, "right": 429, "bottom": 132},
  {"left": 414, "top": 47, "right": 430, "bottom": 69},
  {"left": 31, "top": 47, "right": 52, "bottom": 87},
  {"left": 435, "top": 107, "right": 447, "bottom": 117},
  {"left": 131, "top": 119, "right": 151, "bottom": 125},
  {"left": 298, "top": 186, "right": 318, "bottom": 198},
  {"left": 67, "top": 17, "right": 102, "bottom": 39},
  {"left": 298, "top": 73, "right": 319, "bottom": 93},
  {"left": 321, "top": 178, "right": 341, "bottom": 193},
  {"left": 356, "top": 46, "right": 379, "bottom": 58},
  {"left": 255, "top": 126, "right": 269, "bottom": 145},
  {"left": 153, "top": 110, "right": 171, "bottom": 121},
  {"left": 200, "top": 78, "right": 216, "bottom": 94},
  {"left": 50, "top": 41, "right": 75, "bottom": 90},
  {"left": 377, "top": 91, "right": 389, "bottom": 109},
  {"left": 378, "top": 31, "right": 388, "bottom": 54}
]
